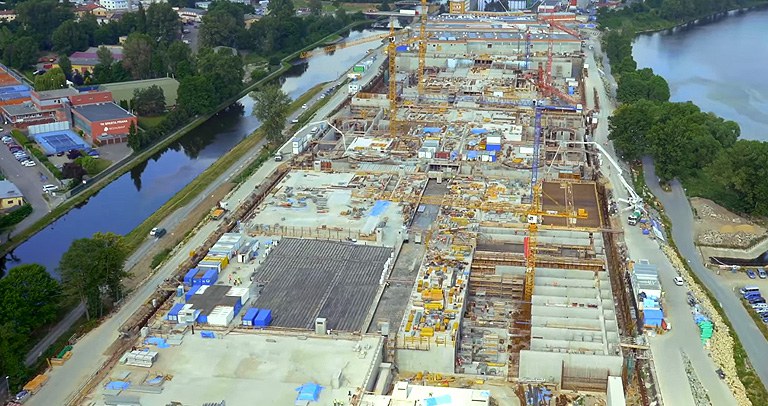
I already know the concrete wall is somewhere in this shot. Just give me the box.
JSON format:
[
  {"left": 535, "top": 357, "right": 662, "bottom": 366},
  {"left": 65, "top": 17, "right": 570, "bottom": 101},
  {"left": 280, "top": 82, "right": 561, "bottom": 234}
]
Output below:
[
  {"left": 519, "top": 350, "right": 623, "bottom": 384},
  {"left": 363, "top": 336, "right": 385, "bottom": 392}
]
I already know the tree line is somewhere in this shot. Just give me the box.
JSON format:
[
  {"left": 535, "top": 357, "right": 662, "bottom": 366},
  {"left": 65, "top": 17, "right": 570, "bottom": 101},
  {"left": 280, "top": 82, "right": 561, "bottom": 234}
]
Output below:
[
  {"left": 602, "top": 9, "right": 768, "bottom": 215},
  {"left": 597, "top": 0, "right": 764, "bottom": 31}
]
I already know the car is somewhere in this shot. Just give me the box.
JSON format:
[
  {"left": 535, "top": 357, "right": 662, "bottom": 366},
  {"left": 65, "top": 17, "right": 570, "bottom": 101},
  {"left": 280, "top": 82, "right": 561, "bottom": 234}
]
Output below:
[
  {"left": 21, "top": 160, "right": 36, "bottom": 167},
  {"left": 673, "top": 276, "right": 684, "bottom": 286},
  {"left": 747, "top": 269, "right": 757, "bottom": 279},
  {"left": 759, "top": 269, "right": 767, "bottom": 279},
  {"left": 15, "top": 155, "right": 29, "bottom": 161},
  {"left": 748, "top": 297, "right": 765, "bottom": 305},
  {"left": 302, "top": 103, "right": 308, "bottom": 109},
  {"left": 13, "top": 390, "right": 30, "bottom": 403},
  {"left": 752, "top": 303, "right": 768, "bottom": 309},
  {"left": 291, "top": 119, "right": 299, "bottom": 124},
  {"left": 9, "top": 145, "right": 21, "bottom": 151},
  {"left": 150, "top": 227, "right": 166, "bottom": 238},
  {"left": 42, "top": 184, "right": 58, "bottom": 192},
  {"left": 87, "top": 149, "right": 100, "bottom": 157},
  {"left": 716, "top": 368, "right": 726, "bottom": 379}
]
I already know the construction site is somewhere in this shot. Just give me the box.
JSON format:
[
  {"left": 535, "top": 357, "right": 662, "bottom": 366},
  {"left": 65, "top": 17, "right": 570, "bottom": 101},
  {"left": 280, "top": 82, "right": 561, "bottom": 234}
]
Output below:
[{"left": 68, "top": 10, "right": 647, "bottom": 406}]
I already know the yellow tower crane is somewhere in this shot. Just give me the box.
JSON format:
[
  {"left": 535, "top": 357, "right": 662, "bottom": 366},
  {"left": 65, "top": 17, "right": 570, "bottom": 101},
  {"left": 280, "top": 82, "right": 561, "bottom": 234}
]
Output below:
[
  {"left": 388, "top": 21, "right": 398, "bottom": 137},
  {"left": 417, "top": 0, "right": 428, "bottom": 96}
]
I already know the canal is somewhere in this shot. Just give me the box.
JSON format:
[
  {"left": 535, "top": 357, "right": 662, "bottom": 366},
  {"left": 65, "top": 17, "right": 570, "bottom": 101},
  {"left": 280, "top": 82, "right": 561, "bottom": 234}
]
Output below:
[
  {"left": 6, "top": 28, "right": 383, "bottom": 274},
  {"left": 632, "top": 7, "right": 768, "bottom": 141}
]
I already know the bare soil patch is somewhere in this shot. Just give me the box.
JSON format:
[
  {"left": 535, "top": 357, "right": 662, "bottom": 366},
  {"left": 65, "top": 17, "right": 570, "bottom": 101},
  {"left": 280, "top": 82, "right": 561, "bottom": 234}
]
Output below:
[{"left": 691, "top": 197, "right": 766, "bottom": 248}]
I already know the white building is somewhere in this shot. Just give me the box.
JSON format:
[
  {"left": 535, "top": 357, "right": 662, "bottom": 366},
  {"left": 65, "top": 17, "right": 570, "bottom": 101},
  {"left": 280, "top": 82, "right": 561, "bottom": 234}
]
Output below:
[{"left": 99, "top": 0, "right": 131, "bottom": 10}]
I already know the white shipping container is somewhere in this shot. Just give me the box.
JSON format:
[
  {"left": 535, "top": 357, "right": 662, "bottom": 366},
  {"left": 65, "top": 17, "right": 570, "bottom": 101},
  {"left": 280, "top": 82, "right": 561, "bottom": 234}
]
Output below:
[
  {"left": 207, "top": 306, "right": 235, "bottom": 326},
  {"left": 227, "top": 287, "right": 251, "bottom": 305},
  {"left": 487, "top": 136, "right": 502, "bottom": 145}
]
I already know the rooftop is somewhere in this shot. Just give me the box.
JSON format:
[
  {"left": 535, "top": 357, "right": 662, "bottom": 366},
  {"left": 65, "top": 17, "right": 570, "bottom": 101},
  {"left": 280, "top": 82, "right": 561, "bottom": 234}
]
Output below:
[
  {"left": 0, "top": 180, "right": 23, "bottom": 199},
  {"left": 33, "top": 88, "right": 79, "bottom": 100},
  {"left": 99, "top": 77, "right": 180, "bottom": 106},
  {"left": 250, "top": 238, "right": 393, "bottom": 331},
  {"left": 72, "top": 102, "right": 133, "bottom": 122},
  {"left": 2, "top": 103, "right": 40, "bottom": 116},
  {"left": 91, "top": 333, "right": 383, "bottom": 405}
]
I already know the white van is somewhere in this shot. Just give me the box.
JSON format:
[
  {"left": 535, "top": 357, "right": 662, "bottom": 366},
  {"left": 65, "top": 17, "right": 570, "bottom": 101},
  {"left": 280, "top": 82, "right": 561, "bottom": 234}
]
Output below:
[
  {"left": 741, "top": 286, "right": 760, "bottom": 296},
  {"left": 42, "top": 184, "right": 58, "bottom": 192}
]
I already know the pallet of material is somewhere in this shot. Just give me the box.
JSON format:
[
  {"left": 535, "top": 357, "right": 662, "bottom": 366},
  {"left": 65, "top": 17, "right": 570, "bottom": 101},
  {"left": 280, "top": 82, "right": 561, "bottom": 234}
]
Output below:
[{"left": 120, "top": 350, "right": 158, "bottom": 368}]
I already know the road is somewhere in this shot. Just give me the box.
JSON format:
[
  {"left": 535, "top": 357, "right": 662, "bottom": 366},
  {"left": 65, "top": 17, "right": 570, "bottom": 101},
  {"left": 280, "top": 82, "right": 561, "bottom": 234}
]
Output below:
[
  {"left": 583, "top": 32, "right": 736, "bottom": 404},
  {"left": 641, "top": 158, "right": 768, "bottom": 385},
  {"left": 27, "top": 45, "right": 386, "bottom": 406}
]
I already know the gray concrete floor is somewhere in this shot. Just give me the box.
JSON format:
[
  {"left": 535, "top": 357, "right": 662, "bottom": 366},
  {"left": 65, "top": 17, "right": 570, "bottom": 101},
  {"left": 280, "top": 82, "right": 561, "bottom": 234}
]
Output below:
[
  {"left": 367, "top": 242, "right": 425, "bottom": 333},
  {"left": 90, "top": 334, "right": 382, "bottom": 406}
]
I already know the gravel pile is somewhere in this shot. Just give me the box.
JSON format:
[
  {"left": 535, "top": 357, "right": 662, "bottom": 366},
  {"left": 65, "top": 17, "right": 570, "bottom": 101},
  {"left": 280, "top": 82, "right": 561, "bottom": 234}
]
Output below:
[{"left": 681, "top": 351, "right": 713, "bottom": 406}]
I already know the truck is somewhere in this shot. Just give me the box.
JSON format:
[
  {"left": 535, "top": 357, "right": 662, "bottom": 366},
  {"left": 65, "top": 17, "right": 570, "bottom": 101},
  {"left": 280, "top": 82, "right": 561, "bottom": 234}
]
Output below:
[
  {"left": 627, "top": 211, "right": 642, "bottom": 226},
  {"left": 274, "top": 152, "right": 283, "bottom": 162},
  {"left": 211, "top": 208, "right": 226, "bottom": 220},
  {"left": 23, "top": 374, "right": 49, "bottom": 395}
]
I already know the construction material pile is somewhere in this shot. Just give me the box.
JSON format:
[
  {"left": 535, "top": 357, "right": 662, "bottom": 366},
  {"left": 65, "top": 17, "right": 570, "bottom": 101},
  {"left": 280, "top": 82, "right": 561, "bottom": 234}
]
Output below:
[{"left": 662, "top": 244, "right": 751, "bottom": 406}]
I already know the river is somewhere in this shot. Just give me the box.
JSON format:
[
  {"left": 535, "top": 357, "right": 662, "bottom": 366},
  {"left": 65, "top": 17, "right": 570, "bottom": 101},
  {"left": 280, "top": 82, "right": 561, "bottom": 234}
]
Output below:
[
  {"left": 5, "top": 28, "right": 382, "bottom": 275},
  {"left": 632, "top": 8, "right": 768, "bottom": 141}
]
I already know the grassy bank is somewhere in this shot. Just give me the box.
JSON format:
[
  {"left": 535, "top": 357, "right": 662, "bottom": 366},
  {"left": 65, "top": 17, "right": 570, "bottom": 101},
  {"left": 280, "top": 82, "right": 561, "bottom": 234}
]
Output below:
[{"left": 0, "top": 20, "right": 371, "bottom": 257}]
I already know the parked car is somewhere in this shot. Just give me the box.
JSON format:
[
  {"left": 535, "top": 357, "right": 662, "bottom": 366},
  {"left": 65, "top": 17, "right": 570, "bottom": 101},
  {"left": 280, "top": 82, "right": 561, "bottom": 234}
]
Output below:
[
  {"left": 747, "top": 269, "right": 757, "bottom": 279},
  {"left": 673, "top": 276, "right": 684, "bottom": 286},
  {"left": 716, "top": 368, "right": 726, "bottom": 379},
  {"left": 42, "top": 184, "right": 58, "bottom": 192},
  {"left": 748, "top": 297, "right": 765, "bottom": 305},
  {"left": 86, "top": 150, "right": 100, "bottom": 157},
  {"left": 21, "top": 160, "right": 36, "bottom": 167},
  {"left": 759, "top": 269, "right": 767, "bottom": 279}
]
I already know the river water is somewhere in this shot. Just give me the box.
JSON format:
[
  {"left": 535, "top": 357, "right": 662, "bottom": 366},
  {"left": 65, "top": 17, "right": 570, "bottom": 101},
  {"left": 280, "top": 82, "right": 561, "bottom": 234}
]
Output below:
[
  {"left": 632, "top": 8, "right": 768, "bottom": 141},
  {"left": 6, "top": 28, "right": 382, "bottom": 274}
]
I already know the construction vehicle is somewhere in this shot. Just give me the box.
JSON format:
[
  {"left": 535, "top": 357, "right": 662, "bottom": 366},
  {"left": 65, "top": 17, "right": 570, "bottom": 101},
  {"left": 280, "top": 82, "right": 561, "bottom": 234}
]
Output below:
[
  {"left": 211, "top": 207, "right": 227, "bottom": 221},
  {"left": 627, "top": 210, "right": 642, "bottom": 226}
]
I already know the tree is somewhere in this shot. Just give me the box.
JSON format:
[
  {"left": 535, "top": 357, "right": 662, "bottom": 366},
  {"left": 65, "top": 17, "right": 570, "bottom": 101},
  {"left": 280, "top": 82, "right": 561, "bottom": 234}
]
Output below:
[
  {"left": 617, "top": 68, "right": 670, "bottom": 103},
  {"left": 137, "top": 3, "right": 147, "bottom": 34},
  {"left": 4, "top": 36, "right": 39, "bottom": 69},
  {"left": 196, "top": 47, "right": 244, "bottom": 103},
  {"left": 707, "top": 140, "right": 768, "bottom": 215},
  {"left": 164, "top": 41, "right": 195, "bottom": 78},
  {"left": 122, "top": 33, "right": 155, "bottom": 79},
  {"left": 132, "top": 85, "right": 166, "bottom": 116},
  {"left": 58, "top": 233, "right": 129, "bottom": 320},
  {"left": 127, "top": 121, "right": 144, "bottom": 151},
  {"left": 52, "top": 20, "right": 89, "bottom": 54},
  {"left": 61, "top": 162, "right": 88, "bottom": 182},
  {"left": 58, "top": 55, "right": 73, "bottom": 79},
  {"left": 378, "top": 0, "right": 390, "bottom": 12},
  {"left": 146, "top": 3, "right": 181, "bottom": 43},
  {"left": 309, "top": 0, "right": 323, "bottom": 14},
  {"left": 252, "top": 83, "right": 291, "bottom": 144},
  {"left": 0, "top": 264, "right": 60, "bottom": 334},
  {"left": 268, "top": 0, "right": 296, "bottom": 20},
  {"left": 97, "top": 46, "right": 115, "bottom": 67},
  {"left": 34, "top": 67, "right": 66, "bottom": 91},
  {"left": 15, "top": 0, "right": 74, "bottom": 46},
  {"left": 177, "top": 75, "right": 217, "bottom": 115},
  {"left": 608, "top": 99, "right": 660, "bottom": 160},
  {"left": 200, "top": 8, "right": 242, "bottom": 48}
]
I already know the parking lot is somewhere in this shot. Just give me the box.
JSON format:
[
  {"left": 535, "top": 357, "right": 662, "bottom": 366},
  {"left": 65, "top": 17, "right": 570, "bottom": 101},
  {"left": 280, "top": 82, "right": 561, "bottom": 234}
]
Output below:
[{"left": 0, "top": 129, "right": 63, "bottom": 238}]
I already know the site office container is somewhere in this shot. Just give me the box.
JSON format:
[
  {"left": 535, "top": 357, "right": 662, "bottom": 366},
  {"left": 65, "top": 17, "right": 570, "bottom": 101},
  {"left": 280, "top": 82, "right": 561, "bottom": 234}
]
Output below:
[
  {"left": 183, "top": 268, "right": 198, "bottom": 285},
  {"left": 201, "top": 268, "right": 218, "bottom": 285},
  {"left": 167, "top": 303, "right": 185, "bottom": 322},
  {"left": 207, "top": 305, "right": 235, "bottom": 326},
  {"left": 203, "top": 255, "right": 229, "bottom": 268},
  {"left": 227, "top": 287, "right": 251, "bottom": 305},
  {"left": 185, "top": 284, "right": 202, "bottom": 302},
  {"left": 253, "top": 309, "right": 272, "bottom": 327},
  {"left": 242, "top": 308, "right": 260, "bottom": 326},
  {"left": 191, "top": 268, "right": 207, "bottom": 285}
]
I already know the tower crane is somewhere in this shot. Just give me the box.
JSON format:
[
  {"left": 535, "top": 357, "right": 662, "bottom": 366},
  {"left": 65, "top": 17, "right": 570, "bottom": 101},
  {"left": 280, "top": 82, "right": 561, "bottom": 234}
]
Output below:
[
  {"left": 388, "top": 21, "right": 398, "bottom": 137},
  {"left": 521, "top": 105, "right": 589, "bottom": 323},
  {"left": 537, "top": 18, "right": 580, "bottom": 106},
  {"left": 417, "top": 0, "right": 428, "bottom": 95}
]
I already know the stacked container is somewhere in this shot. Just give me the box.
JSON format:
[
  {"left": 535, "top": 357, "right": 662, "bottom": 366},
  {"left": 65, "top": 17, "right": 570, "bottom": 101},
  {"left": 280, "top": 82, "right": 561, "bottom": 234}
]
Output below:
[
  {"left": 227, "top": 287, "right": 250, "bottom": 306},
  {"left": 185, "top": 284, "right": 202, "bottom": 301},
  {"left": 201, "top": 268, "right": 218, "bottom": 285},
  {"left": 242, "top": 308, "right": 260, "bottom": 326},
  {"left": 167, "top": 303, "right": 185, "bottom": 322},
  {"left": 207, "top": 306, "right": 235, "bottom": 326},
  {"left": 183, "top": 268, "right": 198, "bottom": 285},
  {"left": 253, "top": 309, "right": 272, "bottom": 327},
  {"left": 486, "top": 136, "right": 502, "bottom": 151}
]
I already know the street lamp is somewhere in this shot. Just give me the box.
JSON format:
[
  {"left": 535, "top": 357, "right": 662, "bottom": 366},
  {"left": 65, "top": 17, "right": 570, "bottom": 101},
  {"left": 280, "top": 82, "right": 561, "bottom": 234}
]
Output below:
[{"left": 5, "top": 375, "right": 10, "bottom": 398}]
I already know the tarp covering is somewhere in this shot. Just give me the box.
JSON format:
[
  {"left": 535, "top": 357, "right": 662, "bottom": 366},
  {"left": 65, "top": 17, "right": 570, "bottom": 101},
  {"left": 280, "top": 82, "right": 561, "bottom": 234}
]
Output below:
[
  {"left": 644, "top": 309, "right": 664, "bottom": 326},
  {"left": 105, "top": 381, "right": 131, "bottom": 391},
  {"left": 424, "top": 395, "right": 453, "bottom": 406},
  {"left": 471, "top": 128, "right": 488, "bottom": 134},
  {"left": 295, "top": 383, "right": 323, "bottom": 402},
  {"left": 423, "top": 127, "right": 441, "bottom": 133}
]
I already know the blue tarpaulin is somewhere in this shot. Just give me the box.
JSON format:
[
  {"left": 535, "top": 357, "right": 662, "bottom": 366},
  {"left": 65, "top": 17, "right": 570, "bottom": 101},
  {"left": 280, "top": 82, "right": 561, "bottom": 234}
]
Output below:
[
  {"left": 145, "top": 337, "right": 170, "bottom": 349},
  {"left": 643, "top": 297, "right": 660, "bottom": 310},
  {"left": 200, "top": 331, "right": 216, "bottom": 339},
  {"left": 467, "top": 151, "right": 479, "bottom": 160},
  {"left": 644, "top": 309, "right": 664, "bottom": 326},
  {"left": 105, "top": 381, "right": 131, "bottom": 390},
  {"left": 295, "top": 383, "right": 323, "bottom": 402},
  {"left": 370, "top": 200, "right": 390, "bottom": 217},
  {"left": 471, "top": 128, "right": 488, "bottom": 134},
  {"left": 424, "top": 395, "right": 453, "bottom": 406},
  {"left": 423, "top": 127, "right": 441, "bottom": 133}
]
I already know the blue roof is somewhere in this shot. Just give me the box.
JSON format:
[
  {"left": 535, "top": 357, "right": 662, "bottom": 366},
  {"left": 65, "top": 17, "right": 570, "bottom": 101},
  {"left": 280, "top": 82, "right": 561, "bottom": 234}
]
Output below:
[
  {"left": 471, "top": 128, "right": 487, "bottom": 134},
  {"left": 32, "top": 129, "right": 90, "bottom": 154},
  {"left": 423, "top": 127, "right": 441, "bottom": 133},
  {"left": 644, "top": 309, "right": 664, "bottom": 323},
  {"left": 425, "top": 395, "right": 453, "bottom": 406},
  {"left": 295, "top": 383, "right": 322, "bottom": 402},
  {"left": 0, "top": 85, "right": 30, "bottom": 94}
]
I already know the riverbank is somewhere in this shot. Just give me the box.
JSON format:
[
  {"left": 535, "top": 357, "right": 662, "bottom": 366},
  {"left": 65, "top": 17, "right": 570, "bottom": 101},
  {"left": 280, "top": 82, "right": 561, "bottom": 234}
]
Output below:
[{"left": 0, "top": 20, "right": 372, "bottom": 258}]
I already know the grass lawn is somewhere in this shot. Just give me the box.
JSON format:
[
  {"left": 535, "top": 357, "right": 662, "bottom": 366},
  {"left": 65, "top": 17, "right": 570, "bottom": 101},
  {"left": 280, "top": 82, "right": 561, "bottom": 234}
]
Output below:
[
  {"left": 293, "top": 0, "right": 378, "bottom": 13},
  {"left": 138, "top": 115, "right": 167, "bottom": 129},
  {"left": 87, "top": 158, "right": 112, "bottom": 175}
]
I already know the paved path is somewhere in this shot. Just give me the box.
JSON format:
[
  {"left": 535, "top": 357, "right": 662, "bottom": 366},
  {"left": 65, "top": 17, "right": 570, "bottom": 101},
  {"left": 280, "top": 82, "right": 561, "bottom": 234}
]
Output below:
[
  {"left": 583, "top": 32, "right": 736, "bottom": 405},
  {"left": 27, "top": 45, "right": 385, "bottom": 406},
  {"left": 642, "top": 158, "right": 768, "bottom": 386}
]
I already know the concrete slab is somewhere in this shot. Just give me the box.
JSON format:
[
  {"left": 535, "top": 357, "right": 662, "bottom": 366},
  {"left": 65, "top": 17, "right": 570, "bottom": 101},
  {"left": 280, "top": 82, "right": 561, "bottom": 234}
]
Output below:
[{"left": 89, "top": 333, "right": 383, "bottom": 406}]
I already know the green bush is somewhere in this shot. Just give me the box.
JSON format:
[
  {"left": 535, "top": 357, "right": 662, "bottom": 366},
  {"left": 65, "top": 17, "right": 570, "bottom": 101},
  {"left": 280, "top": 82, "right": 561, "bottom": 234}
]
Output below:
[
  {"left": 10, "top": 129, "right": 30, "bottom": 145},
  {"left": 29, "top": 147, "right": 63, "bottom": 179},
  {"left": 0, "top": 204, "right": 32, "bottom": 229},
  {"left": 150, "top": 248, "right": 172, "bottom": 269}
]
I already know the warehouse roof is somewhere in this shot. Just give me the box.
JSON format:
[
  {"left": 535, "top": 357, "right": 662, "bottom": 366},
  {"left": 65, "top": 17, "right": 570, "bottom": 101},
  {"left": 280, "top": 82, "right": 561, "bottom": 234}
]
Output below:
[
  {"left": 2, "top": 103, "right": 40, "bottom": 116},
  {"left": 72, "top": 102, "right": 133, "bottom": 122}
]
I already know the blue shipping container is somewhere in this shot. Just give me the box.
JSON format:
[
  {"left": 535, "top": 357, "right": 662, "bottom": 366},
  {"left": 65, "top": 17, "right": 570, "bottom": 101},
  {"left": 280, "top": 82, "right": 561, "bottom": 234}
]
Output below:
[
  {"left": 185, "top": 284, "right": 201, "bottom": 301},
  {"left": 167, "top": 303, "right": 185, "bottom": 321},
  {"left": 485, "top": 144, "right": 501, "bottom": 151},
  {"left": 183, "top": 268, "right": 198, "bottom": 285},
  {"left": 254, "top": 309, "right": 272, "bottom": 327},
  {"left": 201, "top": 268, "right": 218, "bottom": 285},
  {"left": 197, "top": 311, "right": 208, "bottom": 324},
  {"left": 568, "top": 86, "right": 575, "bottom": 95},
  {"left": 242, "top": 308, "right": 260, "bottom": 326},
  {"left": 233, "top": 298, "right": 242, "bottom": 317}
]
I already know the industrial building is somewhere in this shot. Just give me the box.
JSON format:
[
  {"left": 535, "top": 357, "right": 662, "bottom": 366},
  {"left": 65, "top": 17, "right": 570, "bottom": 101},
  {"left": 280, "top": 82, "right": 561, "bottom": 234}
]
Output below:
[
  {"left": 71, "top": 102, "right": 137, "bottom": 144},
  {"left": 77, "top": 12, "right": 637, "bottom": 406},
  {"left": 0, "top": 180, "right": 24, "bottom": 209}
]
